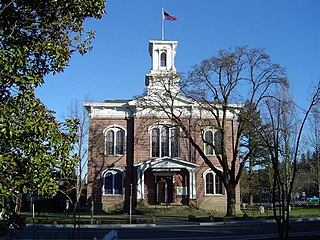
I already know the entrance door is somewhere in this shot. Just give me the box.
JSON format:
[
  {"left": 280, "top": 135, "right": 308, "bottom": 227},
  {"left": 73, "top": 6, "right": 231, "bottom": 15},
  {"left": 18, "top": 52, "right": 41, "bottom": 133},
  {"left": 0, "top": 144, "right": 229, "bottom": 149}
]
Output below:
[{"left": 156, "top": 176, "right": 173, "bottom": 204}]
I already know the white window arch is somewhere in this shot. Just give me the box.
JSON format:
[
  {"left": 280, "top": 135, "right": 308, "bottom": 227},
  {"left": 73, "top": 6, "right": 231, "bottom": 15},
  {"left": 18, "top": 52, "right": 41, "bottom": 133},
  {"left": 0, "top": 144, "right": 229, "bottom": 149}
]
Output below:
[
  {"left": 203, "top": 169, "right": 224, "bottom": 195},
  {"left": 102, "top": 169, "right": 124, "bottom": 195},
  {"left": 150, "top": 125, "right": 179, "bottom": 158},
  {"left": 204, "top": 128, "right": 222, "bottom": 156},
  {"left": 104, "top": 126, "right": 125, "bottom": 155}
]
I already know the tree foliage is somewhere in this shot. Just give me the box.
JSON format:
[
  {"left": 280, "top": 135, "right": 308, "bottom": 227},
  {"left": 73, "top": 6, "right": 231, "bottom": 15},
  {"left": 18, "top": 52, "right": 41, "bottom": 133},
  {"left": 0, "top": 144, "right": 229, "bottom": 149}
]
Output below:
[
  {"left": 0, "top": 0, "right": 106, "bottom": 219},
  {"left": 0, "top": 93, "right": 79, "bottom": 207},
  {"left": 0, "top": 0, "right": 105, "bottom": 88}
]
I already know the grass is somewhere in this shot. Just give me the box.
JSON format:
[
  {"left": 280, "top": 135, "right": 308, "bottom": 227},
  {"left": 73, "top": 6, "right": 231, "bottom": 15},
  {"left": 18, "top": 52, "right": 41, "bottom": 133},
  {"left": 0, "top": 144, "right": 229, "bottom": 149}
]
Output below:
[
  {"left": 20, "top": 204, "right": 320, "bottom": 224},
  {"left": 241, "top": 205, "right": 320, "bottom": 218}
]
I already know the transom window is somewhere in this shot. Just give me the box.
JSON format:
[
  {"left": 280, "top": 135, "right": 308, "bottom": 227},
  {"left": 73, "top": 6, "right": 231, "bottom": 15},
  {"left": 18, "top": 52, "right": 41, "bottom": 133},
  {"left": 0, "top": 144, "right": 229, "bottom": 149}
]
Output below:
[
  {"left": 105, "top": 127, "right": 125, "bottom": 155},
  {"left": 204, "top": 170, "right": 224, "bottom": 195},
  {"left": 103, "top": 169, "right": 124, "bottom": 195},
  {"left": 204, "top": 129, "right": 222, "bottom": 155},
  {"left": 151, "top": 125, "right": 179, "bottom": 158}
]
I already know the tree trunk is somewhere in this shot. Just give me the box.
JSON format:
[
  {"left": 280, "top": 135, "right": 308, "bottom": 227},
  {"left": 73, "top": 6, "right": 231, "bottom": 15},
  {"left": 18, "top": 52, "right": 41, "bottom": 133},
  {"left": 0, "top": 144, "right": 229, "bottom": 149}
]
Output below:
[{"left": 225, "top": 184, "right": 237, "bottom": 217}]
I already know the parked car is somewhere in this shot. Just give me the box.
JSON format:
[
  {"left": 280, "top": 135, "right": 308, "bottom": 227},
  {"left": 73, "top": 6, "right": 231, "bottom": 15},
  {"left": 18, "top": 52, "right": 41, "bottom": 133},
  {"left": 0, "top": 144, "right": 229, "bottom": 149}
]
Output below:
[
  {"left": 297, "top": 196, "right": 307, "bottom": 201},
  {"left": 307, "top": 196, "right": 320, "bottom": 201}
]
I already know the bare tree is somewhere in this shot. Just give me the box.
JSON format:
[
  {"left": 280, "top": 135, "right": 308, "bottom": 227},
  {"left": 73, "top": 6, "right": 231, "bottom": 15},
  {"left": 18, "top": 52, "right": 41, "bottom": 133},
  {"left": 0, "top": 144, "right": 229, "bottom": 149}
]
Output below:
[
  {"left": 306, "top": 104, "right": 320, "bottom": 197},
  {"left": 137, "top": 46, "right": 287, "bottom": 217},
  {"left": 258, "top": 82, "right": 320, "bottom": 239},
  {"left": 61, "top": 99, "right": 90, "bottom": 225}
]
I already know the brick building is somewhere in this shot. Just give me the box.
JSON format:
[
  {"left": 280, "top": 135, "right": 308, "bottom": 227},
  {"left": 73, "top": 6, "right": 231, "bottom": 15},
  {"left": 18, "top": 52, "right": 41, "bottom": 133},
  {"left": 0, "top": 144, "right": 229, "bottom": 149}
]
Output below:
[{"left": 84, "top": 39, "right": 240, "bottom": 214}]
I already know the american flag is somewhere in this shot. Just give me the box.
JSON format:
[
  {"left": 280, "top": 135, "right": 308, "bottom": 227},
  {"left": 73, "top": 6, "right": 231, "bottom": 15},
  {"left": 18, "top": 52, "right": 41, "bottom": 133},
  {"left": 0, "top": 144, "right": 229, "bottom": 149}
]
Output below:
[{"left": 163, "top": 11, "right": 177, "bottom": 21}]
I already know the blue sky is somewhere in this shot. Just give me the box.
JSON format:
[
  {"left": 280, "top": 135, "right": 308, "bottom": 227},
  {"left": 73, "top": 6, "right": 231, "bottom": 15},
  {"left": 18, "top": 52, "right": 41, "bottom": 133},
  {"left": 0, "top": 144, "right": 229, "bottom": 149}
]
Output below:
[{"left": 36, "top": 0, "right": 320, "bottom": 120}]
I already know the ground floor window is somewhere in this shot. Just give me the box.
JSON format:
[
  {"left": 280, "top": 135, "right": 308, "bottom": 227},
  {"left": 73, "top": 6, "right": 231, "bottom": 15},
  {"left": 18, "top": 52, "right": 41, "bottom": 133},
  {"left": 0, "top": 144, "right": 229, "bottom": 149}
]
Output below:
[
  {"left": 103, "top": 169, "right": 124, "bottom": 195},
  {"left": 204, "top": 170, "right": 224, "bottom": 195}
]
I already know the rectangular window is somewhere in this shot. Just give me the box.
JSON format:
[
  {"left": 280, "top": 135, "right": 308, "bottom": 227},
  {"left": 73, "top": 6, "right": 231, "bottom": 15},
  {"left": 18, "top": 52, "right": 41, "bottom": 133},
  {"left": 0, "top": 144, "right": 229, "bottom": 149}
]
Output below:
[
  {"left": 171, "top": 128, "right": 179, "bottom": 157},
  {"left": 214, "top": 130, "right": 222, "bottom": 155},
  {"left": 161, "top": 127, "right": 169, "bottom": 156},
  {"left": 205, "top": 130, "right": 214, "bottom": 155},
  {"left": 114, "top": 173, "right": 123, "bottom": 194},
  {"left": 152, "top": 128, "right": 160, "bottom": 157},
  {"left": 215, "top": 175, "right": 223, "bottom": 194}
]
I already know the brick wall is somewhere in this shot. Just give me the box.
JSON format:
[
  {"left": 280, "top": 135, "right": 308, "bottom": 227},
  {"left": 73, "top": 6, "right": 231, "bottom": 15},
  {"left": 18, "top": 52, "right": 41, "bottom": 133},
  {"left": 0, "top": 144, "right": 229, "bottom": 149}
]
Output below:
[{"left": 87, "top": 112, "right": 241, "bottom": 213}]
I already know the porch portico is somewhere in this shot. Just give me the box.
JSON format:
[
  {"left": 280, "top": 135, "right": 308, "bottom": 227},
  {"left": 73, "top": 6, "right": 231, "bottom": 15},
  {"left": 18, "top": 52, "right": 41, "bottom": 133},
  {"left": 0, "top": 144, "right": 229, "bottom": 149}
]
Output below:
[{"left": 135, "top": 158, "right": 199, "bottom": 205}]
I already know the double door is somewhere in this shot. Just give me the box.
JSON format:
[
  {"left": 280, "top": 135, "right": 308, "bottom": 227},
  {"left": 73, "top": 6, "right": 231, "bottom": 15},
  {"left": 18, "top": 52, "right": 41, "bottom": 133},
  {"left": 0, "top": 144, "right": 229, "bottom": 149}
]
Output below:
[{"left": 156, "top": 176, "right": 173, "bottom": 204}]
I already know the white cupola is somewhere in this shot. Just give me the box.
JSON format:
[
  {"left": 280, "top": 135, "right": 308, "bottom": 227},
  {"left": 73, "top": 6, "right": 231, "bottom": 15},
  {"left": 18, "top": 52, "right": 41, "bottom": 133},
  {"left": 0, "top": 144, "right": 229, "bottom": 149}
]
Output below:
[{"left": 145, "top": 40, "right": 180, "bottom": 95}]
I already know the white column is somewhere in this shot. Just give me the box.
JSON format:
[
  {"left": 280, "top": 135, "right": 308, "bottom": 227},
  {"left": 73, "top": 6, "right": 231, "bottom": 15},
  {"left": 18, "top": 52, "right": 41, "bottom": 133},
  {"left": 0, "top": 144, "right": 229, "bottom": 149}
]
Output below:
[
  {"left": 188, "top": 169, "right": 197, "bottom": 199},
  {"left": 136, "top": 167, "right": 144, "bottom": 199}
]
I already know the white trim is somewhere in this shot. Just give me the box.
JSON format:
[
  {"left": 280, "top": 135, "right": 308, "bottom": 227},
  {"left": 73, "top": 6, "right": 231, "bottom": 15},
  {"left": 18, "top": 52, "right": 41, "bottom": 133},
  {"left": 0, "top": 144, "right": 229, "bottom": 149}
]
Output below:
[
  {"left": 203, "top": 128, "right": 221, "bottom": 156},
  {"left": 103, "top": 126, "right": 126, "bottom": 156},
  {"left": 101, "top": 168, "right": 125, "bottom": 195},
  {"left": 135, "top": 157, "right": 199, "bottom": 200},
  {"left": 203, "top": 169, "right": 224, "bottom": 196},
  {"left": 103, "top": 124, "right": 127, "bottom": 136},
  {"left": 149, "top": 125, "right": 180, "bottom": 158}
]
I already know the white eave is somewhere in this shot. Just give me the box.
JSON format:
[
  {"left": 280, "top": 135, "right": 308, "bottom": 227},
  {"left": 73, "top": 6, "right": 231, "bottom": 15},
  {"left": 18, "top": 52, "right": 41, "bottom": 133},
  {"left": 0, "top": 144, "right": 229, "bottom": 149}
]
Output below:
[{"left": 84, "top": 100, "right": 135, "bottom": 118}]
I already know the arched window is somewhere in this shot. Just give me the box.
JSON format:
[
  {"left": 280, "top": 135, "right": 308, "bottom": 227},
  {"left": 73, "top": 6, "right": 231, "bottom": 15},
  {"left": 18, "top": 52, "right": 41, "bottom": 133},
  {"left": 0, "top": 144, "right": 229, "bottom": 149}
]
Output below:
[
  {"left": 105, "top": 127, "right": 125, "bottom": 155},
  {"left": 105, "top": 130, "right": 114, "bottom": 155},
  {"left": 103, "top": 170, "right": 124, "bottom": 195},
  {"left": 204, "top": 170, "right": 224, "bottom": 195},
  {"left": 116, "top": 130, "right": 125, "bottom": 155},
  {"left": 204, "top": 129, "right": 222, "bottom": 155},
  {"left": 104, "top": 172, "right": 113, "bottom": 194},
  {"left": 151, "top": 125, "right": 179, "bottom": 158},
  {"left": 160, "top": 52, "right": 167, "bottom": 67},
  {"left": 205, "top": 172, "right": 214, "bottom": 194}
]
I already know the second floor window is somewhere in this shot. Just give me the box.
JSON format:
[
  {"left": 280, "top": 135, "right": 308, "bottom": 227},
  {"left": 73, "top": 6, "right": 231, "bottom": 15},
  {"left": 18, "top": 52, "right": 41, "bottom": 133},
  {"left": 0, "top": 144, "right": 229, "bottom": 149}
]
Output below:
[
  {"left": 151, "top": 126, "right": 179, "bottom": 158},
  {"left": 204, "top": 129, "right": 222, "bottom": 155},
  {"left": 105, "top": 127, "right": 125, "bottom": 155}
]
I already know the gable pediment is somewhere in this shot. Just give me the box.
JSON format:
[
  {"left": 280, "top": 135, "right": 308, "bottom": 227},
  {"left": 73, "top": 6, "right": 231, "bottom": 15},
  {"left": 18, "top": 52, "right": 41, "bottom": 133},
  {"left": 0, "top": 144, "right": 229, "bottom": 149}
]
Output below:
[{"left": 135, "top": 157, "right": 199, "bottom": 172}]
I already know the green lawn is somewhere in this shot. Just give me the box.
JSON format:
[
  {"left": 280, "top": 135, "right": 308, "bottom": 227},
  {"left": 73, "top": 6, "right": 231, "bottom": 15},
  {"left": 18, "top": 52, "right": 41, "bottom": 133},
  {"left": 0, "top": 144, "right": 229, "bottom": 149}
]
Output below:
[
  {"left": 241, "top": 205, "right": 320, "bottom": 218},
  {"left": 20, "top": 205, "right": 320, "bottom": 224}
]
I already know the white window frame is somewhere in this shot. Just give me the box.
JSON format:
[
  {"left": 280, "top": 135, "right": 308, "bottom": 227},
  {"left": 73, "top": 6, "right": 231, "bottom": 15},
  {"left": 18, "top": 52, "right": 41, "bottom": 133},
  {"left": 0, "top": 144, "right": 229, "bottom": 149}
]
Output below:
[
  {"left": 203, "top": 169, "right": 224, "bottom": 196},
  {"left": 102, "top": 169, "right": 125, "bottom": 195},
  {"left": 104, "top": 125, "right": 126, "bottom": 156},
  {"left": 150, "top": 125, "right": 180, "bottom": 158},
  {"left": 203, "top": 128, "right": 221, "bottom": 156},
  {"left": 159, "top": 50, "right": 167, "bottom": 70}
]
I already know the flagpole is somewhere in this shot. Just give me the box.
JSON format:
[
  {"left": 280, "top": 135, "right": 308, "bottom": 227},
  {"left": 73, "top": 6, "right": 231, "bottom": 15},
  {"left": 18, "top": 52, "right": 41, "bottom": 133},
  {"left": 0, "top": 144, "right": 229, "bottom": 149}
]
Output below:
[{"left": 161, "top": 7, "right": 164, "bottom": 40}]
